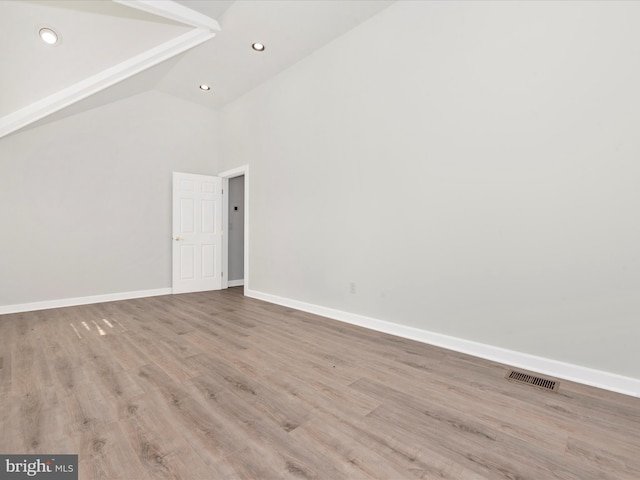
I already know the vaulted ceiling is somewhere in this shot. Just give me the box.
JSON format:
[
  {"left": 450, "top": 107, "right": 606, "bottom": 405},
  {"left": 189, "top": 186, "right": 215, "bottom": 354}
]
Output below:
[{"left": 0, "top": 0, "right": 394, "bottom": 138}]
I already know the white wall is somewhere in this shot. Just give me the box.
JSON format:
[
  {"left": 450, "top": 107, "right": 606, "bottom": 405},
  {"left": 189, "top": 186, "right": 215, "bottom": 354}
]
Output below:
[
  {"left": 228, "top": 175, "right": 245, "bottom": 282},
  {"left": 0, "top": 90, "right": 220, "bottom": 307},
  {"left": 219, "top": 1, "right": 640, "bottom": 379}
]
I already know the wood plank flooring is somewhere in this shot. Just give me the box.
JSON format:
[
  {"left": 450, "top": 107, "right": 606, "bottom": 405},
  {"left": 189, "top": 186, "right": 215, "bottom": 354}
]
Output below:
[{"left": 1, "top": 288, "right": 639, "bottom": 479}]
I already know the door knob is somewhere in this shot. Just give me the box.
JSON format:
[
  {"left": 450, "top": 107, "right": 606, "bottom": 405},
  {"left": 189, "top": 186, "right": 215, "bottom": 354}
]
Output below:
[{"left": 174, "top": 237, "right": 183, "bottom": 241}]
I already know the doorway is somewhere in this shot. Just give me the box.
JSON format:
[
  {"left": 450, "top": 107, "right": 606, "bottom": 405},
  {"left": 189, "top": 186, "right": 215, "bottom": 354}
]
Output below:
[
  {"left": 227, "top": 175, "right": 245, "bottom": 287},
  {"left": 219, "top": 165, "right": 249, "bottom": 293}
]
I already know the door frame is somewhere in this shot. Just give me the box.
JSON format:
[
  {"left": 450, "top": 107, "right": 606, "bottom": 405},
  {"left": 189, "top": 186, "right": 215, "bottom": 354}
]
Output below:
[{"left": 219, "top": 165, "right": 249, "bottom": 293}]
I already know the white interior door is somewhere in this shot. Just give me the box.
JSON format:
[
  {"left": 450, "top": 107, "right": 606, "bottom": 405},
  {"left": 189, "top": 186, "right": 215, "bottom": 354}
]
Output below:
[{"left": 172, "top": 172, "right": 222, "bottom": 294}]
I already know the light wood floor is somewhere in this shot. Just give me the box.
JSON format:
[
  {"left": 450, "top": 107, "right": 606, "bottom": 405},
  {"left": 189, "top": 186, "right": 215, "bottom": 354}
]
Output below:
[{"left": 1, "top": 288, "right": 639, "bottom": 479}]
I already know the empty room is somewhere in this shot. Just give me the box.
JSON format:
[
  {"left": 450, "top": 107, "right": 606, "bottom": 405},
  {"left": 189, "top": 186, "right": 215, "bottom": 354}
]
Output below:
[{"left": 1, "top": 1, "right": 639, "bottom": 479}]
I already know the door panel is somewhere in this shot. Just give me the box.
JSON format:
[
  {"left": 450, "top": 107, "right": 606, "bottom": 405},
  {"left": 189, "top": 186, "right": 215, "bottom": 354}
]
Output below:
[{"left": 172, "top": 172, "right": 222, "bottom": 293}]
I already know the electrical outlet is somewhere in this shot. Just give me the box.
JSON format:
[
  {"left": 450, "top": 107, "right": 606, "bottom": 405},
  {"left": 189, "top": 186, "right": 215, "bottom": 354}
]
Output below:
[{"left": 349, "top": 282, "right": 356, "bottom": 294}]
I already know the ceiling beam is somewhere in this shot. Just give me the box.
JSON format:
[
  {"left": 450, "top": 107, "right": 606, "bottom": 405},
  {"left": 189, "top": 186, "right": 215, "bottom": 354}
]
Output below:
[
  {"left": 113, "top": 0, "right": 221, "bottom": 31},
  {"left": 0, "top": 0, "right": 220, "bottom": 138}
]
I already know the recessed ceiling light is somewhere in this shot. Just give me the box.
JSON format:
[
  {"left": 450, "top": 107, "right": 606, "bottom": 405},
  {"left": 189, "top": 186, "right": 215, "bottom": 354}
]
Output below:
[
  {"left": 199, "top": 84, "right": 211, "bottom": 91},
  {"left": 252, "top": 42, "right": 265, "bottom": 52},
  {"left": 39, "top": 27, "right": 58, "bottom": 45}
]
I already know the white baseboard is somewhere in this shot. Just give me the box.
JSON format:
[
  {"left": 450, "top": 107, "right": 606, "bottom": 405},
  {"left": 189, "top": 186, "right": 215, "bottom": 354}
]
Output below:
[
  {"left": 246, "top": 289, "right": 640, "bottom": 398},
  {"left": 227, "top": 279, "right": 245, "bottom": 287},
  {"left": 0, "top": 288, "right": 172, "bottom": 315}
]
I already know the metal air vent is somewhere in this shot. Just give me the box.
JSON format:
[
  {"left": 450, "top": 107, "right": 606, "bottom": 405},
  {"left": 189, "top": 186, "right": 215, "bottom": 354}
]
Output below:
[{"left": 505, "top": 369, "right": 558, "bottom": 392}]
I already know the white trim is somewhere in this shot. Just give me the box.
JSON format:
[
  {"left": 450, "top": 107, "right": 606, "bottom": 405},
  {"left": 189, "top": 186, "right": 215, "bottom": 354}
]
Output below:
[
  {"left": 113, "top": 0, "right": 221, "bottom": 30},
  {"left": 245, "top": 289, "right": 640, "bottom": 398},
  {"left": 218, "top": 166, "right": 248, "bottom": 178},
  {"left": 227, "top": 280, "right": 245, "bottom": 287},
  {"left": 218, "top": 165, "right": 250, "bottom": 295},
  {"left": 0, "top": 0, "right": 220, "bottom": 138},
  {"left": 0, "top": 288, "right": 172, "bottom": 315}
]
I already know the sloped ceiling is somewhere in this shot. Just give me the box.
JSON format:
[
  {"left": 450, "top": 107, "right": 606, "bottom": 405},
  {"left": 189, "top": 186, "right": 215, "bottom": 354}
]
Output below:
[{"left": 0, "top": 0, "right": 395, "bottom": 138}]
